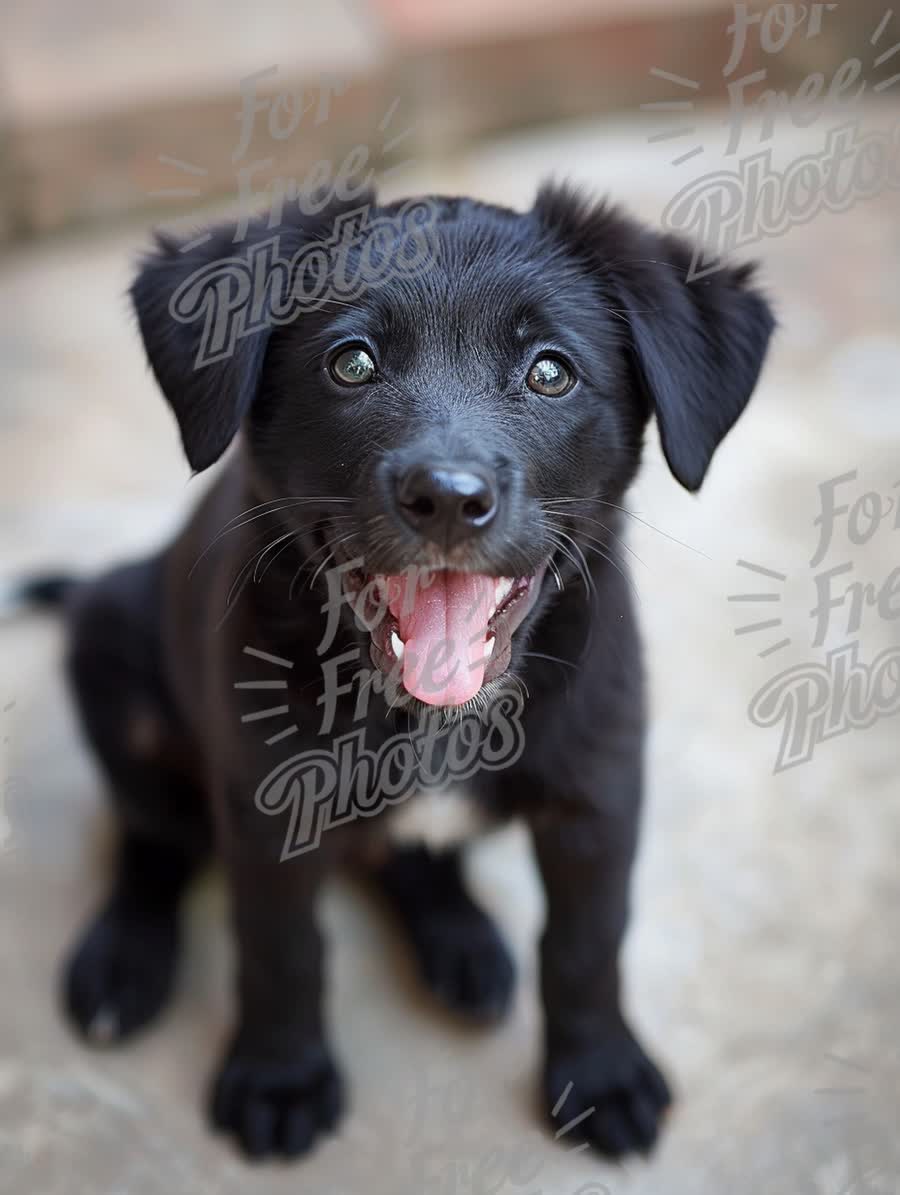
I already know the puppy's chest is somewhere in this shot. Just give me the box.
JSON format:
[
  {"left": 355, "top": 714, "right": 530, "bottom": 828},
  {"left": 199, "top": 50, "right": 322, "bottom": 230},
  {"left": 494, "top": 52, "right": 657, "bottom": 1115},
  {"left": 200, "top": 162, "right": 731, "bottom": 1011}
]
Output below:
[{"left": 386, "top": 784, "right": 493, "bottom": 849}]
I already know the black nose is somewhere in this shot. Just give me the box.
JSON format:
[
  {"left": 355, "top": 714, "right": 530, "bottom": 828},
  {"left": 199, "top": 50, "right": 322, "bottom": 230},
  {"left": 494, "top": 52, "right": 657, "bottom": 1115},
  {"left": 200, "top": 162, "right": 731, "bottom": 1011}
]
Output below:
[{"left": 395, "top": 465, "right": 498, "bottom": 545}]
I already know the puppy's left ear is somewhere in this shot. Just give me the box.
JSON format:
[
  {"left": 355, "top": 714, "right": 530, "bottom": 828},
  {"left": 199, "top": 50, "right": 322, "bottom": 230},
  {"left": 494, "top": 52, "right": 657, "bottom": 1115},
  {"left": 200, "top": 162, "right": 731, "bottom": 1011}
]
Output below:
[{"left": 534, "top": 185, "right": 776, "bottom": 492}]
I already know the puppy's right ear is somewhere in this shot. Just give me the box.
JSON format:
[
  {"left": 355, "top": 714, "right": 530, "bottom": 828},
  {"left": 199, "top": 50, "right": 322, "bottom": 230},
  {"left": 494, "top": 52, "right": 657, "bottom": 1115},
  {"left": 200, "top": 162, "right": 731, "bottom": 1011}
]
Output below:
[
  {"left": 131, "top": 193, "right": 375, "bottom": 472},
  {"left": 130, "top": 224, "right": 274, "bottom": 472}
]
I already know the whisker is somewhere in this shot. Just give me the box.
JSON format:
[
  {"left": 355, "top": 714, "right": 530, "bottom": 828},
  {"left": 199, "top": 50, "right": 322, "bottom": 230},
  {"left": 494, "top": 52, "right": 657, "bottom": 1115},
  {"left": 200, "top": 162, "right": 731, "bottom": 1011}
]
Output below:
[
  {"left": 256, "top": 532, "right": 314, "bottom": 584},
  {"left": 308, "top": 551, "right": 336, "bottom": 592},
  {"left": 222, "top": 512, "right": 355, "bottom": 612},
  {"left": 221, "top": 525, "right": 298, "bottom": 609},
  {"left": 521, "top": 650, "right": 578, "bottom": 671},
  {"left": 568, "top": 517, "right": 646, "bottom": 572},
  {"left": 580, "top": 496, "right": 709, "bottom": 560},
  {"left": 541, "top": 494, "right": 708, "bottom": 562},
  {"left": 252, "top": 531, "right": 296, "bottom": 582},
  {"left": 559, "top": 531, "right": 596, "bottom": 600},
  {"left": 540, "top": 501, "right": 645, "bottom": 568},
  {"left": 546, "top": 555, "right": 565, "bottom": 593},
  {"left": 190, "top": 497, "right": 354, "bottom": 576},
  {"left": 231, "top": 514, "right": 352, "bottom": 592},
  {"left": 220, "top": 494, "right": 353, "bottom": 529},
  {"left": 294, "top": 527, "right": 363, "bottom": 599},
  {"left": 548, "top": 516, "right": 641, "bottom": 606},
  {"left": 545, "top": 532, "right": 592, "bottom": 600}
]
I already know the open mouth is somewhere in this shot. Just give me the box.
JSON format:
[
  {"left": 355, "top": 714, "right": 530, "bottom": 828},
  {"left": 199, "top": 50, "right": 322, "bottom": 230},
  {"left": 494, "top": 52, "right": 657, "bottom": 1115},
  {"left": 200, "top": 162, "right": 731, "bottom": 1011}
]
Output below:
[{"left": 337, "top": 558, "right": 548, "bottom": 707}]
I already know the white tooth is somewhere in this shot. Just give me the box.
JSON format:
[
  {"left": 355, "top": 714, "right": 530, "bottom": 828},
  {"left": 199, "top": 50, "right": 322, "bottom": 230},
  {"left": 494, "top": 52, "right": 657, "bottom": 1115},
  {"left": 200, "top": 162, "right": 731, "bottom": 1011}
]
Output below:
[
  {"left": 495, "top": 578, "right": 513, "bottom": 604},
  {"left": 484, "top": 636, "right": 495, "bottom": 659},
  {"left": 391, "top": 631, "right": 405, "bottom": 659}
]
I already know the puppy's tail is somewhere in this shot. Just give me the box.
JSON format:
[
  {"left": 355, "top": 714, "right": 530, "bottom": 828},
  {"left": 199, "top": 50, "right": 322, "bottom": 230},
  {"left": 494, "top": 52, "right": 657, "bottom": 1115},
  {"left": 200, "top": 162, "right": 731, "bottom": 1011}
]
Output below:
[{"left": 0, "top": 572, "right": 78, "bottom": 619}]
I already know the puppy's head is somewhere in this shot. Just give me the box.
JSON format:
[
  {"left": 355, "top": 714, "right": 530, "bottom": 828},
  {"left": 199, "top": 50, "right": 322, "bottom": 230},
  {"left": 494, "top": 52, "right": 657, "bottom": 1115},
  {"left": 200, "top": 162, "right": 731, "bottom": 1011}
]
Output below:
[{"left": 132, "top": 186, "right": 774, "bottom": 708}]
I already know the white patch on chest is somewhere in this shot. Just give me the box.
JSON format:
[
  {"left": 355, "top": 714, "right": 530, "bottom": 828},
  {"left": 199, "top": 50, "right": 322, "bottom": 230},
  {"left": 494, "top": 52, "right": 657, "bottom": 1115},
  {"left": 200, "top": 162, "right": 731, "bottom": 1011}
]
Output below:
[{"left": 387, "top": 785, "right": 489, "bottom": 850}]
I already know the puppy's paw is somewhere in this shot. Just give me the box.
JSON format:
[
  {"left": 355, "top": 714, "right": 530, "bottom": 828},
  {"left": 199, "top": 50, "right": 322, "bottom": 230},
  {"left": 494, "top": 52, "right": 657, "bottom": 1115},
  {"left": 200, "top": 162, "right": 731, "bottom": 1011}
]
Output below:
[
  {"left": 209, "top": 1041, "right": 343, "bottom": 1161},
  {"left": 544, "top": 1028, "right": 672, "bottom": 1158},
  {"left": 412, "top": 907, "right": 516, "bottom": 1024},
  {"left": 62, "top": 905, "right": 178, "bottom": 1044}
]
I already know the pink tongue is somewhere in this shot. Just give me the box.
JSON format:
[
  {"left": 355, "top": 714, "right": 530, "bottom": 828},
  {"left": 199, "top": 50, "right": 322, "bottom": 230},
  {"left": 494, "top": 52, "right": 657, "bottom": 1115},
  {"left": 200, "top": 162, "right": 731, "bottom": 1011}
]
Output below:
[{"left": 383, "top": 570, "right": 495, "bottom": 705}]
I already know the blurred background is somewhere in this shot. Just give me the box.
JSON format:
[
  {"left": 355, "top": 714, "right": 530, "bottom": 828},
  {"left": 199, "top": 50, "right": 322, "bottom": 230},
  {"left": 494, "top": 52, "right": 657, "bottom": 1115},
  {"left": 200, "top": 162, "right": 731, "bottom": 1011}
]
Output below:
[{"left": 2, "top": 1, "right": 900, "bottom": 1191}]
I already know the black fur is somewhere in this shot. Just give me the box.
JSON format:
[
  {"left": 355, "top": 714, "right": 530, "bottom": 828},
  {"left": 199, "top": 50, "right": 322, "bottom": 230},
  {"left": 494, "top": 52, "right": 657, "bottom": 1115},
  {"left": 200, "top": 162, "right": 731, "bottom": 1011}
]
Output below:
[
  {"left": 59, "top": 185, "right": 774, "bottom": 1161},
  {"left": 373, "top": 845, "right": 517, "bottom": 1023}
]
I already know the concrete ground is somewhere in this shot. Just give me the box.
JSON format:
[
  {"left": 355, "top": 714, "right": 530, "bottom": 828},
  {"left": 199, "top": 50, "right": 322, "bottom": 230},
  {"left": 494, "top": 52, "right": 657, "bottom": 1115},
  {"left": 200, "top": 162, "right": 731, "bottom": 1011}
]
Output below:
[{"left": 2, "top": 104, "right": 900, "bottom": 1193}]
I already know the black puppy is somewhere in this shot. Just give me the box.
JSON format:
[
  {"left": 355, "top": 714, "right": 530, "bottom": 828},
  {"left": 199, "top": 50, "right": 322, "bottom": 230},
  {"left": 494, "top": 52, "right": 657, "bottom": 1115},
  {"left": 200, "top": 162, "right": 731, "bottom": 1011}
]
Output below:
[{"left": 60, "top": 185, "right": 774, "bottom": 1161}]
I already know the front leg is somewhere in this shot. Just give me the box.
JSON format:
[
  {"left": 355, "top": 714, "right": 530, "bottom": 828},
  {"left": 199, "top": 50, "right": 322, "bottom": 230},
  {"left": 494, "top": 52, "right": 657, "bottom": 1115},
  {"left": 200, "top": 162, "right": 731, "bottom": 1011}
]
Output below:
[
  {"left": 209, "top": 800, "right": 343, "bottom": 1160},
  {"left": 527, "top": 760, "right": 672, "bottom": 1158}
]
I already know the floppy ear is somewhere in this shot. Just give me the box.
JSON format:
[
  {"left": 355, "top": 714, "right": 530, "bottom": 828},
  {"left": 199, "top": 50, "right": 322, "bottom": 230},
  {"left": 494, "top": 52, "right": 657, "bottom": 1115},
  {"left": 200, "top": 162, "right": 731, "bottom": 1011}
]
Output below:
[
  {"left": 131, "top": 193, "right": 375, "bottom": 472},
  {"left": 533, "top": 184, "right": 776, "bottom": 492},
  {"left": 130, "top": 222, "right": 275, "bottom": 472}
]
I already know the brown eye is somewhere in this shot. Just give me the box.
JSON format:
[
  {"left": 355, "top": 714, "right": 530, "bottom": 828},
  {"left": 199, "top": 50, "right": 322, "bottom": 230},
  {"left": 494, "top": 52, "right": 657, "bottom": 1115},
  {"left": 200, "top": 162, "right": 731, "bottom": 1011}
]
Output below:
[
  {"left": 330, "top": 345, "right": 375, "bottom": 385},
  {"left": 527, "top": 356, "right": 573, "bottom": 397}
]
